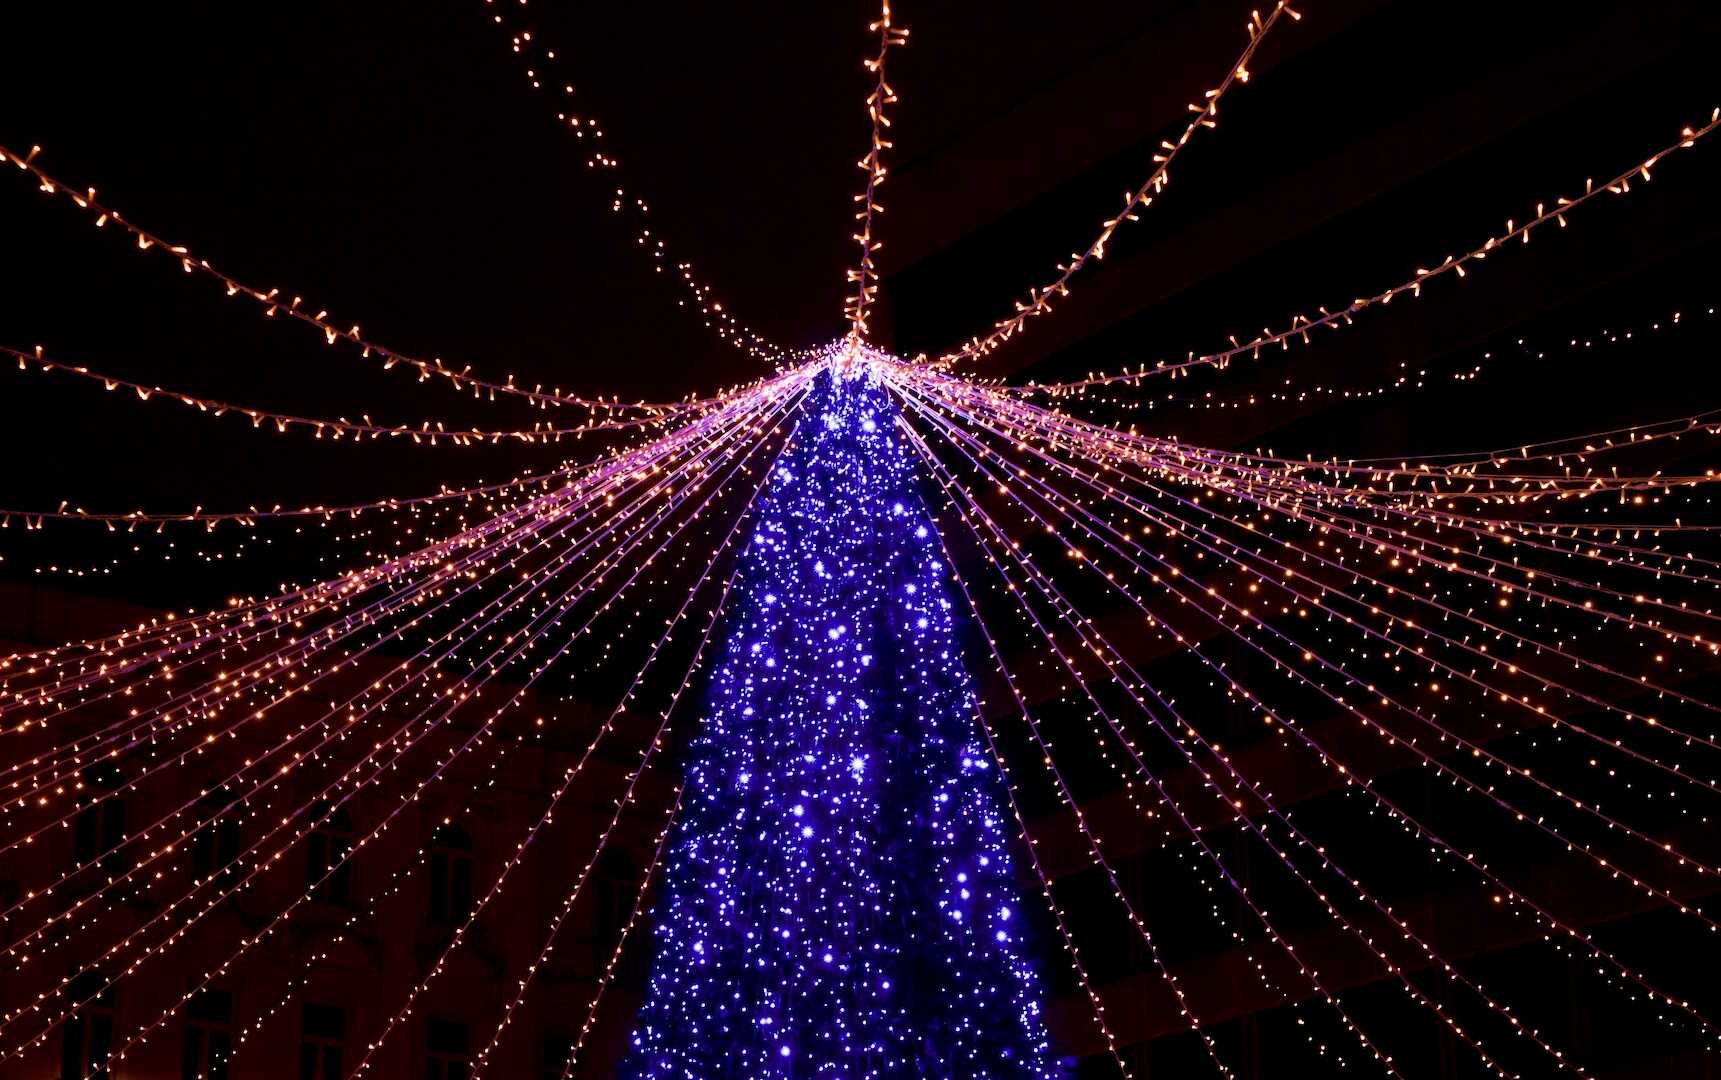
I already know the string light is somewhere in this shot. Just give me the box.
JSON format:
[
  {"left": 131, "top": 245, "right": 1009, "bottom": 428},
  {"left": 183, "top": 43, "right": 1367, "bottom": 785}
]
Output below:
[
  {"left": 938, "top": 3, "right": 1299, "bottom": 368},
  {"left": 1011, "top": 108, "right": 1721, "bottom": 394},
  {"left": 478, "top": 0, "right": 811, "bottom": 364},
  {"left": 2, "top": 342, "right": 710, "bottom": 446},
  {"left": 6, "top": 379, "right": 804, "bottom": 1073},
  {"left": 4, "top": 6, "right": 1720, "bottom": 1076},
  {"left": 887, "top": 376, "right": 1719, "bottom": 1065},
  {"left": 842, "top": 2, "right": 908, "bottom": 343},
  {"left": 0, "top": 141, "right": 690, "bottom": 412},
  {"left": 896, "top": 385, "right": 1719, "bottom": 1041}
]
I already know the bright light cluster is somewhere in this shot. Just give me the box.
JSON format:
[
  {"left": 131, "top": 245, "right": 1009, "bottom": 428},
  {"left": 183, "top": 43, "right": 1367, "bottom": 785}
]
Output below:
[
  {"left": 3, "top": 3, "right": 1721, "bottom": 1077},
  {"left": 629, "top": 366, "right": 1061, "bottom": 1079}
]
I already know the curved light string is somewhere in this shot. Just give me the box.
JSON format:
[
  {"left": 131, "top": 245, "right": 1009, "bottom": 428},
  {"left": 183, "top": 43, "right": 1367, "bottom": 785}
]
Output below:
[
  {"left": 924, "top": 497, "right": 1245, "bottom": 1080},
  {"left": 1, "top": 390, "right": 772, "bottom": 690},
  {"left": 0, "top": 142, "right": 690, "bottom": 413},
  {"left": 896, "top": 384, "right": 1719, "bottom": 1039},
  {"left": 477, "top": 0, "right": 813, "bottom": 365},
  {"left": 902, "top": 413, "right": 1504, "bottom": 1077},
  {"left": 3, "top": 342, "right": 713, "bottom": 446},
  {"left": 1004, "top": 108, "right": 1721, "bottom": 394},
  {"left": 0, "top": 464, "right": 584, "bottom": 528},
  {"left": 344, "top": 413, "right": 791, "bottom": 1080},
  {"left": 842, "top": 1, "right": 908, "bottom": 343},
  {"left": 0, "top": 371, "right": 803, "bottom": 530},
  {"left": 7, "top": 380, "right": 802, "bottom": 1069},
  {"left": 0, "top": 390, "right": 780, "bottom": 933},
  {"left": 0, "top": 413, "right": 770, "bottom": 863},
  {"left": 0, "top": 418, "right": 730, "bottom": 740},
  {"left": 1055, "top": 302, "right": 1720, "bottom": 417},
  {"left": 216, "top": 409, "right": 771, "bottom": 1068},
  {"left": 0, "top": 396, "right": 774, "bottom": 949},
  {"left": 892, "top": 378, "right": 1721, "bottom": 831},
  {"left": 9, "top": 340, "right": 1713, "bottom": 1070},
  {"left": 898, "top": 378, "right": 1721, "bottom": 752},
  {"left": 546, "top": 786, "right": 681, "bottom": 1080},
  {"left": 471, "top": 504, "right": 756, "bottom": 1078},
  {"left": 893, "top": 386, "right": 1716, "bottom": 1068},
  {"left": 937, "top": 3, "right": 1299, "bottom": 368},
  {"left": 3, "top": 6, "right": 1720, "bottom": 1076}
]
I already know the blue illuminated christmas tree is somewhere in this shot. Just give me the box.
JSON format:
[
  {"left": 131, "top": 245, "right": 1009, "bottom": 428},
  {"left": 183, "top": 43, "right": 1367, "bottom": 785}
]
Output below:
[{"left": 627, "top": 364, "right": 1061, "bottom": 1078}]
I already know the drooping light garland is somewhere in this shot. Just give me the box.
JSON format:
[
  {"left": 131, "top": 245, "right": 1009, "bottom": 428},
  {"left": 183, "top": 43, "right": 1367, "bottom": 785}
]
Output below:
[
  {"left": 2, "top": 6, "right": 1720, "bottom": 1077},
  {"left": 892, "top": 387, "right": 1720, "bottom": 1054},
  {"left": 0, "top": 142, "right": 689, "bottom": 413},
  {"left": 936, "top": 3, "right": 1299, "bottom": 368},
  {"left": 478, "top": 0, "right": 810, "bottom": 364},
  {"left": 1010, "top": 108, "right": 1721, "bottom": 393},
  {"left": 2, "top": 342, "right": 710, "bottom": 446},
  {"left": 842, "top": 3, "right": 909, "bottom": 344}
]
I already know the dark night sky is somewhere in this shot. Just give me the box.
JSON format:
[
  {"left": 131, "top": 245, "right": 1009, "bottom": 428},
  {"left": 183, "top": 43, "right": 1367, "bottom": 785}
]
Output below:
[
  {"left": 0, "top": 2, "right": 852, "bottom": 511},
  {"left": 0, "top": 0, "right": 1167, "bottom": 458},
  {"left": 0, "top": 0, "right": 1187, "bottom": 602},
  {"left": 2, "top": 0, "right": 1719, "bottom": 609},
  {"left": 5, "top": 9, "right": 1721, "bottom": 1070}
]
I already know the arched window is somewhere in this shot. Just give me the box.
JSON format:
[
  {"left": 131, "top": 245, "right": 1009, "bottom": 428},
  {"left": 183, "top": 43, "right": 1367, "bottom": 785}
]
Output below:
[
  {"left": 305, "top": 803, "right": 354, "bottom": 906},
  {"left": 427, "top": 824, "right": 473, "bottom": 924},
  {"left": 299, "top": 1002, "right": 346, "bottom": 1080},
  {"left": 59, "top": 970, "right": 116, "bottom": 1080},
  {"left": 191, "top": 788, "right": 241, "bottom": 886},
  {"left": 424, "top": 1018, "right": 469, "bottom": 1080},
  {"left": 594, "top": 849, "right": 640, "bottom": 950},
  {"left": 74, "top": 762, "right": 127, "bottom": 875},
  {"left": 597, "top": 849, "right": 653, "bottom": 989},
  {"left": 180, "top": 987, "right": 232, "bottom": 1080},
  {"left": 542, "top": 1036, "right": 582, "bottom": 1080}
]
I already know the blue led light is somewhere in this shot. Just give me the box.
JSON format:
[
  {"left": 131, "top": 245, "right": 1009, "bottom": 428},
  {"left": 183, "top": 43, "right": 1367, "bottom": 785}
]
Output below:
[{"left": 627, "top": 367, "right": 1060, "bottom": 1078}]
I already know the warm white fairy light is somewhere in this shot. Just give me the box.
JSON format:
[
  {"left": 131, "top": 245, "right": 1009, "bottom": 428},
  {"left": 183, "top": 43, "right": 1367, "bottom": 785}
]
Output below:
[
  {"left": 1, "top": 7, "right": 1718, "bottom": 1077},
  {"left": 0, "top": 142, "right": 692, "bottom": 413},
  {"left": 938, "top": 3, "right": 1299, "bottom": 368},
  {"left": 478, "top": 0, "right": 810, "bottom": 365},
  {"left": 1012, "top": 108, "right": 1721, "bottom": 394}
]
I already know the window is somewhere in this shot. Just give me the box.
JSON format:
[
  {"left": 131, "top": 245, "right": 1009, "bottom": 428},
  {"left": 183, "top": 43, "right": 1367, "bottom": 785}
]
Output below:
[
  {"left": 191, "top": 789, "right": 241, "bottom": 886},
  {"left": 299, "top": 1002, "right": 345, "bottom": 1080},
  {"left": 542, "top": 1036, "right": 582, "bottom": 1080},
  {"left": 424, "top": 1019, "right": 469, "bottom": 1080},
  {"left": 306, "top": 804, "right": 354, "bottom": 906},
  {"left": 59, "top": 970, "right": 116, "bottom": 1080},
  {"left": 594, "top": 850, "right": 640, "bottom": 951},
  {"left": 595, "top": 850, "right": 652, "bottom": 988},
  {"left": 180, "top": 988, "right": 232, "bottom": 1080},
  {"left": 427, "top": 825, "right": 473, "bottom": 924},
  {"left": 73, "top": 763, "right": 126, "bottom": 875}
]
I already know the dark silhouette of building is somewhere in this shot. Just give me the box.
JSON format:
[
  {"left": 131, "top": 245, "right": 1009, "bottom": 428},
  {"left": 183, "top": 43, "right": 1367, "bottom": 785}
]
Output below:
[
  {"left": 0, "top": 583, "right": 667, "bottom": 1080},
  {"left": 0, "top": 1, "right": 1718, "bottom": 1076}
]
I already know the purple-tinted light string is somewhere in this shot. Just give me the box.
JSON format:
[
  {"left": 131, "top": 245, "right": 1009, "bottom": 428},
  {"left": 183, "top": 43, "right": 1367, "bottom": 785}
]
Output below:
[
  {"left": 902, "top": 382, "right": 1721, "bottom": 894},
  {"left": 905, "top": 415, "right": 1588, "bottom": 1078},
  {"left": 2, "top": 386, "right": 799, "bottom": 1051},
  {"left": 901, "top": 415, "right": 1421, "bottom": 1078},
  {"left": 900, "top": 390, "right": 1720, "bottom": 1036},
  {"left": 33, "top": 382, "right": 804, "bottom": 1068}
]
